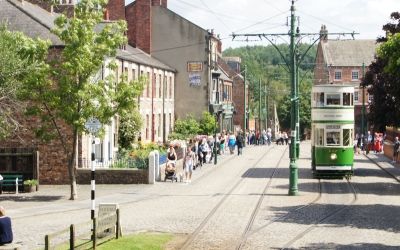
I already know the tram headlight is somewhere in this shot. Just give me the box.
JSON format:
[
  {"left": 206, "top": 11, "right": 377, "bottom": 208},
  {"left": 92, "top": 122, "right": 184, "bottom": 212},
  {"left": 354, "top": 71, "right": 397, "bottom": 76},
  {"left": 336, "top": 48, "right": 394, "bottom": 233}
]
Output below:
[{"left": 330, "top": 153, "right": 337, "bottom": 160}]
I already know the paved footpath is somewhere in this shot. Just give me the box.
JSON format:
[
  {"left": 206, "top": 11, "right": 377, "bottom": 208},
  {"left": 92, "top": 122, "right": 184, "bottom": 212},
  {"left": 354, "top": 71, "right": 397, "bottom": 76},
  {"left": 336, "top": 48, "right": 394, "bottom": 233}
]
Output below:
[{"left": 1, "top": 142, "right": 400, "bottom": 249}]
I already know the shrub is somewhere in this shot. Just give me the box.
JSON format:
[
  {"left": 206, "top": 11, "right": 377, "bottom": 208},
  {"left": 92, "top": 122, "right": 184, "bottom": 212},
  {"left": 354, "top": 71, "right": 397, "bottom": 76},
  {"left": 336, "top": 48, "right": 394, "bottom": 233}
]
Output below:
[{"left": 23, "top": 179, "right": 38, "bottom": 186}]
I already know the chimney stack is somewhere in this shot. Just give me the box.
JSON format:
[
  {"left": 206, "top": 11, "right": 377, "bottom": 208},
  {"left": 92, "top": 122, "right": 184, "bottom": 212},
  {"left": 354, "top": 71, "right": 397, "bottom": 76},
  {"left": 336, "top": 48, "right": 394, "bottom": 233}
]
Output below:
[{"left": 320, "top": 24, "right": 328, "bottom": 42}]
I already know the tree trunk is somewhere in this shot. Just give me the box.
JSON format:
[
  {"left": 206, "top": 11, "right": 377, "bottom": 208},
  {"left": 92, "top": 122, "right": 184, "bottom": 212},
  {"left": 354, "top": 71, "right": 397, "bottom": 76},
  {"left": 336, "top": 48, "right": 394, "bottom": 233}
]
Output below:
[{"left": 68, "top": 129, "right": 78, "bottom": 200}]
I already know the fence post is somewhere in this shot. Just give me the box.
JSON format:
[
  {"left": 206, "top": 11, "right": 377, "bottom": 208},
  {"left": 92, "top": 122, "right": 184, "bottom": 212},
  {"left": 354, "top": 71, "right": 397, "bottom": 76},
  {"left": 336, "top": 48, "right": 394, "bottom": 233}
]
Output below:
[
  {"left": 93, "top": 218, "right": 97, "bottom": 250},
  {"left": 148, "top": 151, "right": 156, "bottom": 184},
  {"left": 70, "top": 224, "right": 75, "bottom": 250},
  {"left": 116, "top": 208, "right": 120, "bottom": 239},
  {"left": 45, "top": 235, "right": 49, "bottom": 250},
  {"left": 15, "top": 178, "right": 18, "bottom": 194},
  {"left": 154, "top": 150, "right": 160, "bottom": 181}
]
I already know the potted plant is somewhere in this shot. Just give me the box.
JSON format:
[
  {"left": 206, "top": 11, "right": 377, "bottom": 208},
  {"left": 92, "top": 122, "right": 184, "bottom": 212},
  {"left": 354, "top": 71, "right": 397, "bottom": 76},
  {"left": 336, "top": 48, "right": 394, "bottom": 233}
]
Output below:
[{"left": 23, "top": 179, "right": 38, "bottom": 193}]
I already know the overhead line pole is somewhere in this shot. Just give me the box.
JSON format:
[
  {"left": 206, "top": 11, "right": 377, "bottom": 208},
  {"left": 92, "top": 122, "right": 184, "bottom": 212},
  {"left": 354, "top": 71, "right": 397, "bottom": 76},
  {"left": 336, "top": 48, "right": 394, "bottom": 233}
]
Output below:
[{"left": 231, "top": 1, "right": 357, "bottom": 196}]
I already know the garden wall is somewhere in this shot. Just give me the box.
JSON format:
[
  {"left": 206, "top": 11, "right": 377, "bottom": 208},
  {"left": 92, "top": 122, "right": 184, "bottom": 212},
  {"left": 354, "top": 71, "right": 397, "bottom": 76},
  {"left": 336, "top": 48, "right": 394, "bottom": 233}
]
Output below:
[{"left": 76, "top": 168, "right": 148, "bottom": 184}]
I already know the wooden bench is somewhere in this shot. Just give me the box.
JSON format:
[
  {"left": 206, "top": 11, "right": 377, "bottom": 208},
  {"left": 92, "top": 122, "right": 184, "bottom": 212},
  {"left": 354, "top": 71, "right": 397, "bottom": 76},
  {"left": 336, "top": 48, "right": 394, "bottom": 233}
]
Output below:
[{"left": 0, "top": 174, "right": 23, "bottom": 194}]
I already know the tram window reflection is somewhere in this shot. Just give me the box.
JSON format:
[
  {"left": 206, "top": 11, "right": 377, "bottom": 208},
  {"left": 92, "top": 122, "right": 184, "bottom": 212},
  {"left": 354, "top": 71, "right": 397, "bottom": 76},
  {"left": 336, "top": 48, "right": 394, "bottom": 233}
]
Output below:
[
  {"left": 326, "top": 131, "right": 340, "bottom": 146},
  {"left": 326, "top": 93, "right": 340, "bottom": 105},
  {"left": 343, "top": 93, "right": 352, "bottom": 106},
  {"left": 315, "top": 93, "right": 324, "bottom": 107},
  {"left": 343, "top": 129, "right": 352, "bottom": 146}
]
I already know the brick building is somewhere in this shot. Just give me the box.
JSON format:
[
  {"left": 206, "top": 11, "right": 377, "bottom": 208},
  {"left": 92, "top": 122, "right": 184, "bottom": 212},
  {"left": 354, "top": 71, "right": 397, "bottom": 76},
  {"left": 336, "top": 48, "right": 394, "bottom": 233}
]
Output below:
[
  {"left": 314, "top": 25, "right": 377, "bottom": 134},
  {"left": 125, "top": 0, "right": 225, "bottom": 122}
]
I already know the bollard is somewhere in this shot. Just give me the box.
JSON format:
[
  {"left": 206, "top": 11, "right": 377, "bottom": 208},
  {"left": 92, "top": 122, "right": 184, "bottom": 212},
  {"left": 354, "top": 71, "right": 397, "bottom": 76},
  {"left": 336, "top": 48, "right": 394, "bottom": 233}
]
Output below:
[
  {"left": 154, "top": 150, "right": 160, "bottom": 181},
  {"left": 148, "top": 151, "right": 156, "bottom": 184},
  {"left": 15, "top": 178, "right": 18, "bottom": 194}
]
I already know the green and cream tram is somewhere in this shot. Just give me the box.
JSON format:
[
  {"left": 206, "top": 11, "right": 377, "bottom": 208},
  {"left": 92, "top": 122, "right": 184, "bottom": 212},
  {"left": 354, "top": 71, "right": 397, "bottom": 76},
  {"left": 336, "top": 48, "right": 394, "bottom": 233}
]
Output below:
[{"left": 311, "top": 85, "right": 354, "bottom": 178}]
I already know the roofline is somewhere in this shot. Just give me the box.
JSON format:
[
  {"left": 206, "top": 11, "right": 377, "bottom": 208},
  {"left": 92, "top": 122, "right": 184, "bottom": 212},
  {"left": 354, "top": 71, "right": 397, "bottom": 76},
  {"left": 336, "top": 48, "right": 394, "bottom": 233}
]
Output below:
[
  {"left": 116, "top": 55, "right": 176, "bottom": 73},
  {"left": 6, "top": 0, "right": 54, "bottom": 32}
]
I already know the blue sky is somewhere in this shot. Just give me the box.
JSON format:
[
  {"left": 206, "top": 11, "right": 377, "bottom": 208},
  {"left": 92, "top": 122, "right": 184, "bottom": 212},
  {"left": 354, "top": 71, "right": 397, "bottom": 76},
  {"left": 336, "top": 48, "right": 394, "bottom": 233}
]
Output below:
[{"left": 127, "top": 0, "right": 400, "bottom": 49}]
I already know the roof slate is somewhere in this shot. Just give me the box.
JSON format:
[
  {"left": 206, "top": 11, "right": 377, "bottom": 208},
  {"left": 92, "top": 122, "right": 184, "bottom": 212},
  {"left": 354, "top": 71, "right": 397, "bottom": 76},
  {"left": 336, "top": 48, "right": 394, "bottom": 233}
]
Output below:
[
  {"left": 0, "top": 0, "right": 62, "bottom": 45},
  {"left": 322, "top": 39, "right": 378, "bottom": 67}
]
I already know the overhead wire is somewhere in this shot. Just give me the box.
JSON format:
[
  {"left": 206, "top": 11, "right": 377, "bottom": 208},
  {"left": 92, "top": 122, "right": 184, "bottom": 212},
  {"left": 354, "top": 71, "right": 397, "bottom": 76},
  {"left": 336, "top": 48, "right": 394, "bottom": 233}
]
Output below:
[{"left": 198, "top": 0, "right": 233, "bottom": 33}]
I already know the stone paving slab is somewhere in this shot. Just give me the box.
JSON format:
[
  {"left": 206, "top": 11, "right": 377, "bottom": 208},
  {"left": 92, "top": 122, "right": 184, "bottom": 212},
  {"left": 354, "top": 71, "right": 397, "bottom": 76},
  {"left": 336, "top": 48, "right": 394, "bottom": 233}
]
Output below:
[{"left": 2, "top": 142, "right": 400, "bottom": 249}]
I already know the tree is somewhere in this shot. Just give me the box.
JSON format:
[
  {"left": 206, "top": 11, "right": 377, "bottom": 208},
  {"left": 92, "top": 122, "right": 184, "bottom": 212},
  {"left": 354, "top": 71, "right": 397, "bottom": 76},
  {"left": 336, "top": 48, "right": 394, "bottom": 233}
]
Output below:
[
  {"left": 0, "top": 26, "right": 49, "bottom": 139},
  {"left": 199, "top": 111, "right": 217, "bottom": 135},
  {"left": 20, "top": 0, "right": 143, "bottom": 200},
  {"left": 169, "top": 115, "right": 200, "bottom": 139},
  {"left": 362, "top": 12, "right": 400, "bottom": 130}
]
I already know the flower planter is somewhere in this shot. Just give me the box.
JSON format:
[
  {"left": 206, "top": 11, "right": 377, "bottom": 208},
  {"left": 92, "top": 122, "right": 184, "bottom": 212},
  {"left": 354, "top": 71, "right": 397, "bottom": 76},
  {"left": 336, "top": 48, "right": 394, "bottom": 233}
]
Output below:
[{"left": 24, "top": 185, "right": 36, "bottom": 193}]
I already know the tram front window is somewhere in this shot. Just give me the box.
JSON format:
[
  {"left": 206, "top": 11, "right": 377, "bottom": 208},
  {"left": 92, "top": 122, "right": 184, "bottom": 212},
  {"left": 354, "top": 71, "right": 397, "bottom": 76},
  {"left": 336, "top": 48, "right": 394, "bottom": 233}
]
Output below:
[
  {"left": 326, "top": 131, "right": 340, "bottom": 146},
  {"left": 326, "top": 93, "right": 340, "bottom": 105}
]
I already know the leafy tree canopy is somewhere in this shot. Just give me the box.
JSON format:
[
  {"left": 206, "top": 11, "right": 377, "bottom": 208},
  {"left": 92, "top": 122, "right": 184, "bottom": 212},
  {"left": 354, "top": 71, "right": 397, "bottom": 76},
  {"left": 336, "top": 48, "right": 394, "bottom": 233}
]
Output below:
[
  {"left": 20, "top": 0, "right": 143, "bottom": 200},
  {"left": 363, "top": 12, "right": 400, "bottom": 131},
  {"left": 0, "top": 25, "right": 50, "bottom": 139}
]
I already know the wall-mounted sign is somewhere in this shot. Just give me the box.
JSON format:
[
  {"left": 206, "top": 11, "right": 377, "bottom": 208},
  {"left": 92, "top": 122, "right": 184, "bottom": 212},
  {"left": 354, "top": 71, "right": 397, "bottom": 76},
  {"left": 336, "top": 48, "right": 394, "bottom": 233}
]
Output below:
[
  {"left": 189, "top": 73, "right": 201, "bottom": 86},
  {"left": 187, "top": 61, "right": 203, "bottom": 72}
]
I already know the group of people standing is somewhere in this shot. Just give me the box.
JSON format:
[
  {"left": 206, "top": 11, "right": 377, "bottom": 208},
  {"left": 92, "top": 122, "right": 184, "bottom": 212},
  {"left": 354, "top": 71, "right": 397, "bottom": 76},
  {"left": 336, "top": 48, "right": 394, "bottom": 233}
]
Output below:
[{"left": 355, "top": 131, "right": 384, "bottom": 154}]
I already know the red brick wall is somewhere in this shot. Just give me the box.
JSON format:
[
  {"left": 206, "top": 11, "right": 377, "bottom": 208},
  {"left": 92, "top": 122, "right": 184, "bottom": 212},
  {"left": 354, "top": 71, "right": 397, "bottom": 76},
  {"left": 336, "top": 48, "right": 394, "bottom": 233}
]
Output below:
[
  {"left": 314, "top": 42, "right": 328, "bottom": 85},
  {"left": 23, "top": 0, "right": 52, "bottom": 12},
  {"left": 218, "top": 58, "right": 246, "bottom": 130},
  {"left": 106, "top": 0, "right": 125, "bottom": 20},
  {"left": 125, "top": 0, "right": 151, "bottom": 54}
]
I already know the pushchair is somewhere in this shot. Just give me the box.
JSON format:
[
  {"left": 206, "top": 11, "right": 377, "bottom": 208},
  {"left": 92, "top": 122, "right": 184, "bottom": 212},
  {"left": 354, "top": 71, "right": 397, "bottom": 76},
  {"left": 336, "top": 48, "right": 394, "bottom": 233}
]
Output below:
[{"left": 164, "top": 162, "right": 178, "bottom": 182}]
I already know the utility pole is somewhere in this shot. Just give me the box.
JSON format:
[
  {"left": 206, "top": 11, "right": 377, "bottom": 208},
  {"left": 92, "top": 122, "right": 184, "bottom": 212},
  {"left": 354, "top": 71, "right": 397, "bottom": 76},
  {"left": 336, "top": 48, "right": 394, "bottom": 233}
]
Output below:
[
  {"left": 244, "top": 65, "right": 247, "bottom": 134},
  {"left": 231, "top": 0, "right": 357, "bottom": 196},
  {"left": 258, "top": 78, "right": 262, "bottom": 133},
  {"left": 289, "top": 1, "right": 299, "bottom": 195},
  {"left": 362, "top": 62, "right": 366, "bottom": 137},
  {"left": 264, "top": 80, "right": 268, "bottom": 130}
]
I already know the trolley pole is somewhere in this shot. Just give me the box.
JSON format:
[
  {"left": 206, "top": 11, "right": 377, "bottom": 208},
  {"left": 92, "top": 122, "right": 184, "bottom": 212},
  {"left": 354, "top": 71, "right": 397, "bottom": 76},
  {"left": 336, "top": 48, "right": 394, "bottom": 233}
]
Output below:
[{"left": 289, "top": 0, "right": 299, "bottom": 196}]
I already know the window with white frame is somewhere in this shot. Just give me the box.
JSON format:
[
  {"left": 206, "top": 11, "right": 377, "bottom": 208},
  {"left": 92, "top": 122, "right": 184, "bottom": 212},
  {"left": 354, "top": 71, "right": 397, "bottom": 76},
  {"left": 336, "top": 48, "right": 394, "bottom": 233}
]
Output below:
[
  {"left": 334, "top": 70, "right": 342, "bottom": 80},
  {"left": 351, "top": 70, "right": 359, "bottom": 81},
  {"left": 368, "top": 94, "right": 373, "bottom": 102}
]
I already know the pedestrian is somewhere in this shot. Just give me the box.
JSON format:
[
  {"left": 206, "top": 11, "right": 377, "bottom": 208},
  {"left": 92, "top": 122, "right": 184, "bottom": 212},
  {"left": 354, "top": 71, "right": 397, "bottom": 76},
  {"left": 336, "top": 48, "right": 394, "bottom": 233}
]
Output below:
[
  {"left": 200, "top": 138, "right": 210, "bottom": 164},
  {"left": 392, "top": 137, "right": 400, "bottom": 163},
  {"left": 236, "top": 131, "right": 244, "bottom": 155},
  {"left": 283, "top": 131, "right": 289, "bottom": 145},
  {"left": 166, "top": 144, "right": 177, "bottom": 172},
  {"left": 183, "top": 147, "right": 195, "bottom": 183},
  {"left": 0, "top": 206, "right": 13, "bottom": 245},
  {"left": 228, "top": 132, "right": 236, "bottom": 154},
  {"left": 220, "top": 133, "right": 225, "bottom": 155}
]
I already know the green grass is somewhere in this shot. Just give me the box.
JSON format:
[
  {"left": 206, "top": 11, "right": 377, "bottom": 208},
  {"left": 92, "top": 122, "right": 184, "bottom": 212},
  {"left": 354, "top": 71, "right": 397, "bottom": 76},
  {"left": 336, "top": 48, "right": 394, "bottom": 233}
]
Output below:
[{"left": 97, "top": 233, "right": 174, "bottom": 250}]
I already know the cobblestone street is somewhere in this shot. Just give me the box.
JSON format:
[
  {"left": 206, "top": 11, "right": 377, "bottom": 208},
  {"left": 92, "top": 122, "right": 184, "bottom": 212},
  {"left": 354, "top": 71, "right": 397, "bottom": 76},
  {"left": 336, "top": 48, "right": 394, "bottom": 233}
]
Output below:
[{"left": 2, "top": 142, "right": 400, "bottom": 249}]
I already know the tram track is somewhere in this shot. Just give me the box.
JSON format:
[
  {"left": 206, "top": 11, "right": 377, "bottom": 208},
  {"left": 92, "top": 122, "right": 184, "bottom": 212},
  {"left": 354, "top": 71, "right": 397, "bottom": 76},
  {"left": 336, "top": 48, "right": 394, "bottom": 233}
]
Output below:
[
  {"left": 180, "top": 145, "right": 283, "bottom": 250},
  {"left": 280, "top": 178, "right": 358, "bottom": 250},
  {"left": 235, "top": 146, "right": 288, "bottom": 250}
]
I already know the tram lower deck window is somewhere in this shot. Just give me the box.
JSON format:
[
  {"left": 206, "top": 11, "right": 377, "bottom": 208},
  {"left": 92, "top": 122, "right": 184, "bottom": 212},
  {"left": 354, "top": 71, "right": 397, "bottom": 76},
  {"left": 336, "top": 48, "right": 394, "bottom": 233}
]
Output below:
[
  {"left": 326, "top": 93, "right": 340, "bottom": 105},
  {"left": 326, "top": 131, "right": 340, "bottom": 146},
  {"left": 343, "top": 129, "right": 353, "bottom": 146}
]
